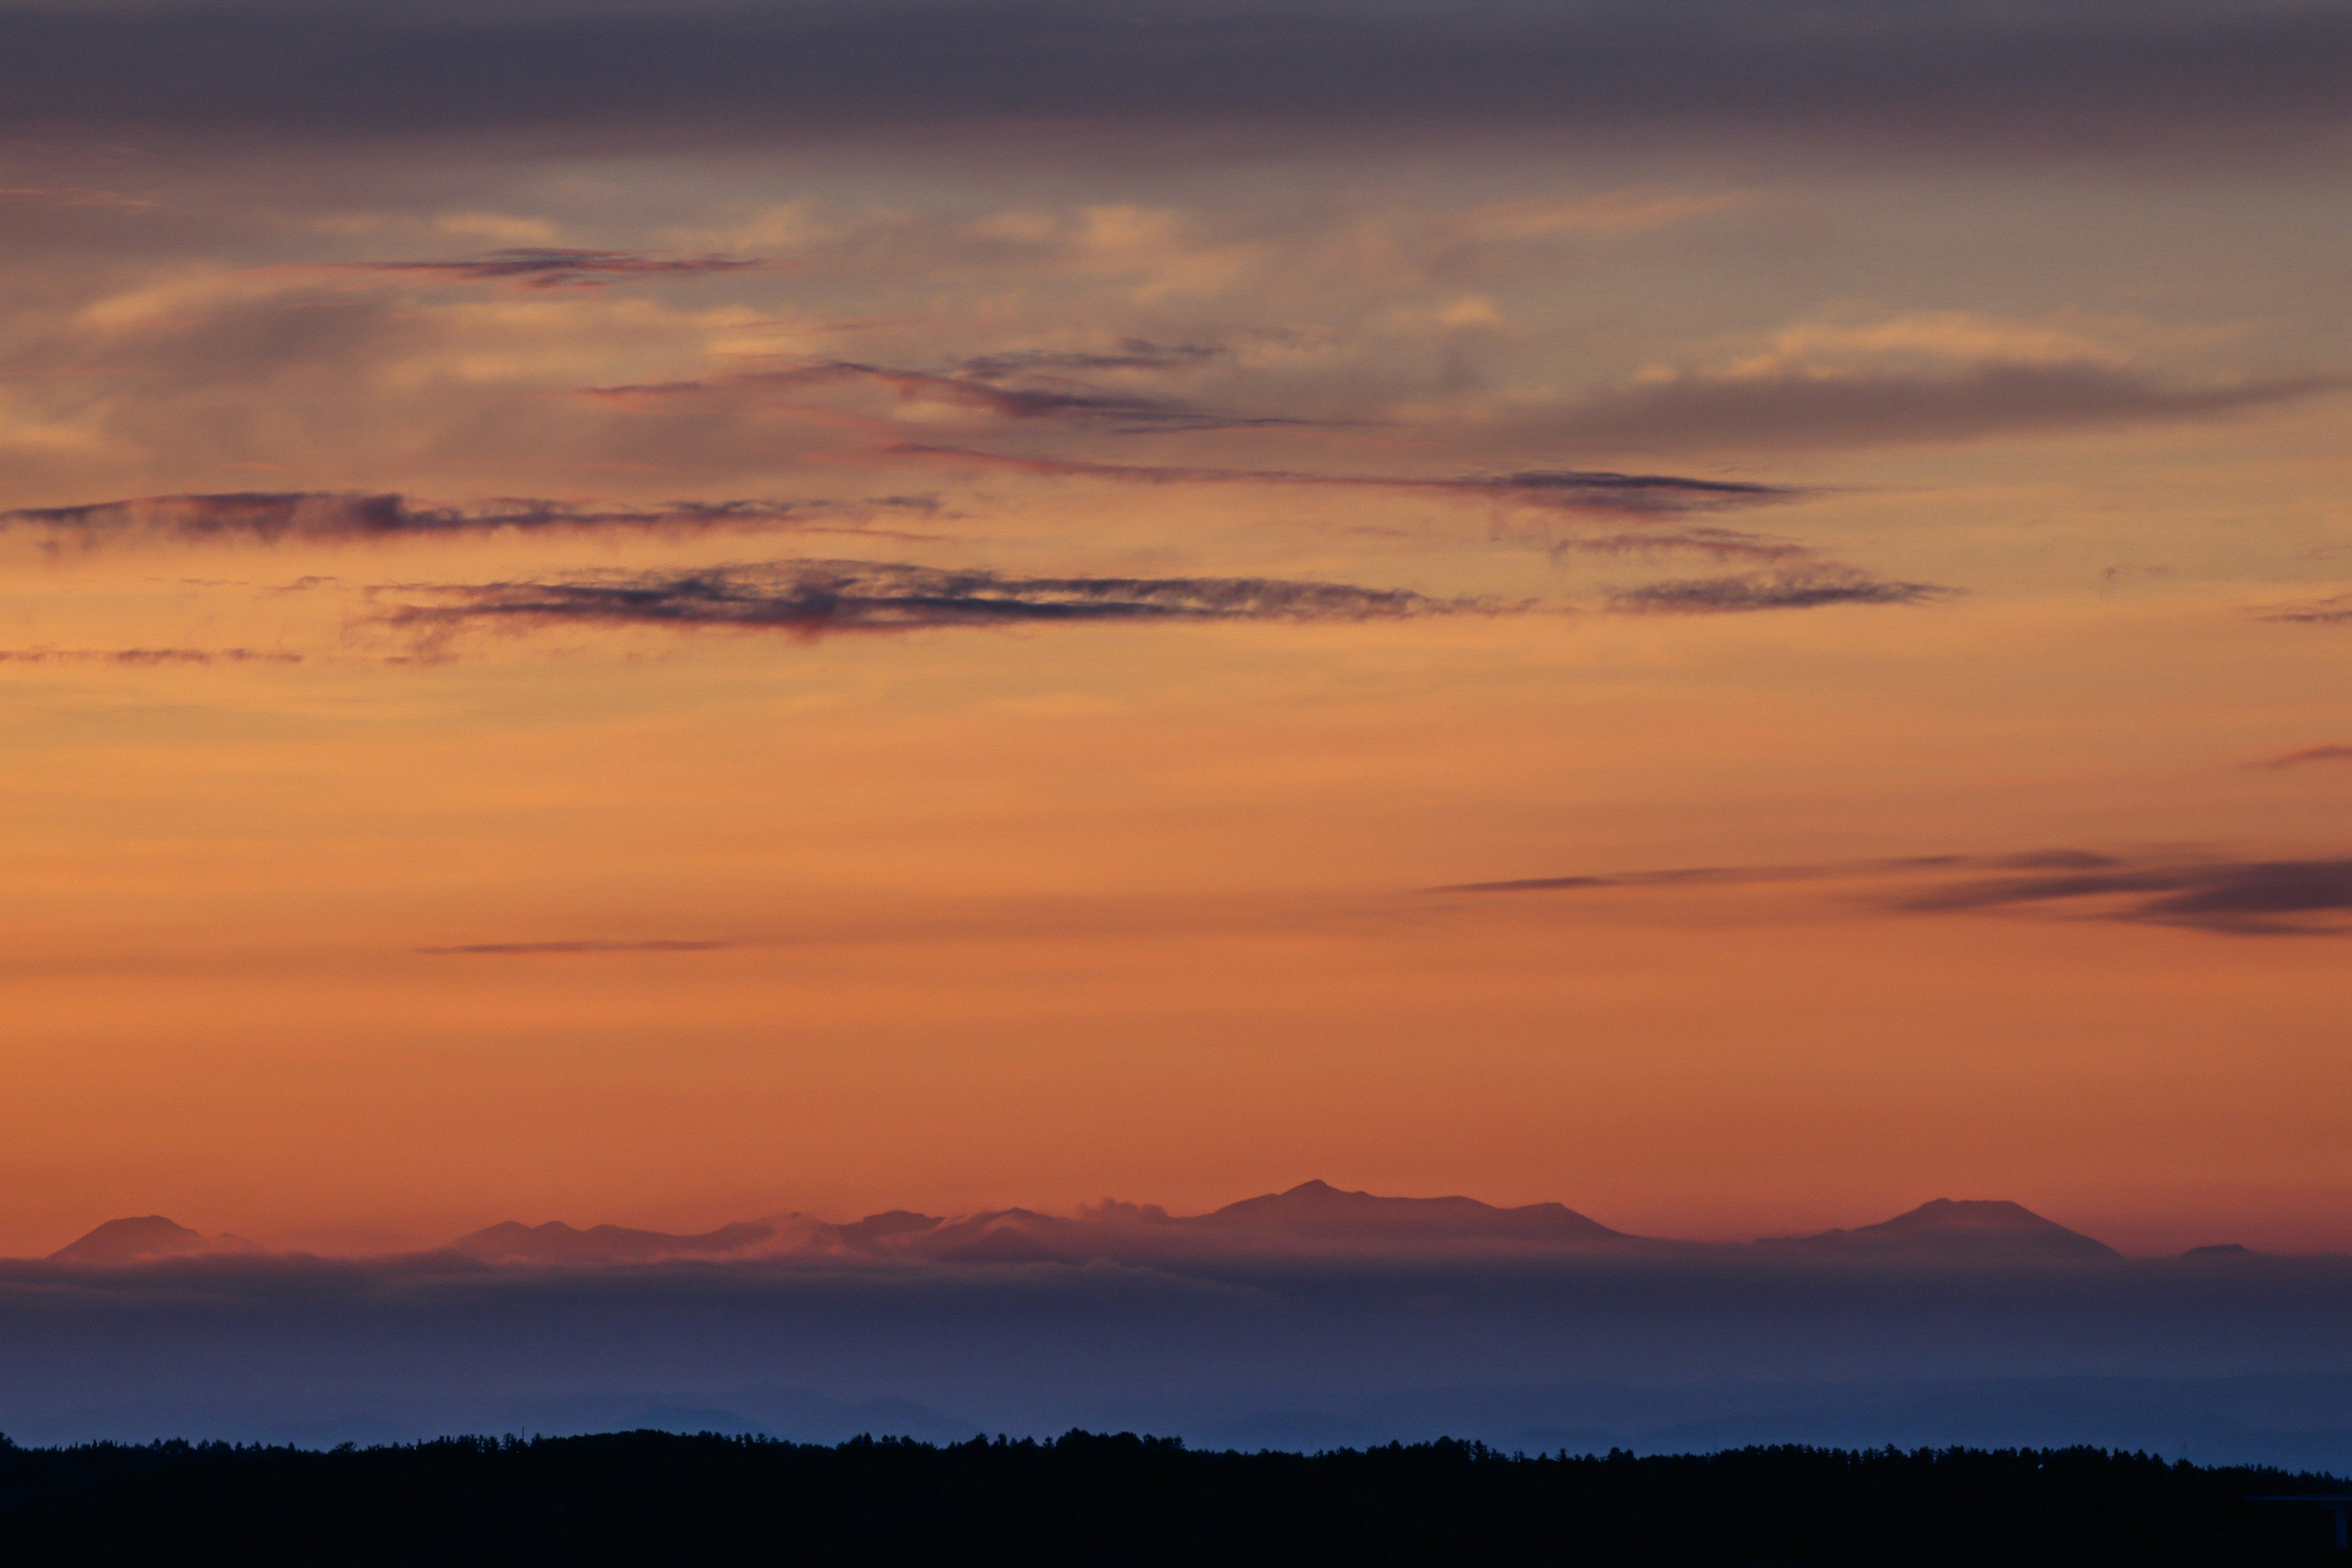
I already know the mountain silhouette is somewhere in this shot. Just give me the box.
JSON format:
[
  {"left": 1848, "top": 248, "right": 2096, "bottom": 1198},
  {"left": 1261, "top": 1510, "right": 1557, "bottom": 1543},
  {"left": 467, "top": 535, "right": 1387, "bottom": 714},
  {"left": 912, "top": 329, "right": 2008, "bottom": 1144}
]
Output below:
[
  {"left": 438, "top": 1183, "right": 1637, "bottom": 1268},
  {"left": 48, "top": 1216, "right": 260, "bottom": 1265},
  {"left": 376, "top": 1191, "right": 2163, "bottom": 1272},
  {"left": 1758, "top": 1199, "right": 2119, "bottom": 1260},
  {"left": 450, "top": 1218, "right": 793, "bottom": 1264},
  {"left": 935, "top": 1226, "right": 1072, "bottom": 1265},
  {"left": 830, "top": 1211, "right": 944, "bottom": 1251},
  {"left": 1183, "top": 1180, "right": 1627, "bottom": 1243}
]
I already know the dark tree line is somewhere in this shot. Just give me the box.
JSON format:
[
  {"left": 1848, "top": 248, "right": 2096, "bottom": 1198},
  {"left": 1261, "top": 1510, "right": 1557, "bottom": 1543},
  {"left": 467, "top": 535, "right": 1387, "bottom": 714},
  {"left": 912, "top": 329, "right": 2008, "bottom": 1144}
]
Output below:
[{"left": 0, "top": 1429, "right": 2342, "bottom": 1565}]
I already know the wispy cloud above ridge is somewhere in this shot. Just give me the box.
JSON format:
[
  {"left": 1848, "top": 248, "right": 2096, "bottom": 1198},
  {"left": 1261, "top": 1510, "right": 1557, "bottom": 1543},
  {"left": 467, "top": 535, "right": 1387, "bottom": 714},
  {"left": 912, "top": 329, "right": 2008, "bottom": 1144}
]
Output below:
[
  {"left": 331, "top": 248, "right": 767, "bottom": 290},
  {"left": 368, "top": 560, "right": 1518, "bottom": 650},
  {"left": 0, "top": 492, "right": 940, "bottom": 547},
  {"left": 1430, "top": 849, "right": 2352, "bottom": 938}
]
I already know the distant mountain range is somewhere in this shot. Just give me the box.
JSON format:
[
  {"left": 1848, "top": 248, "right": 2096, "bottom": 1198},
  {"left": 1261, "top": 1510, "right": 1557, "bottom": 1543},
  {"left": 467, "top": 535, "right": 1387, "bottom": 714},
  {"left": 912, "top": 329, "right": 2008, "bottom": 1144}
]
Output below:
[
  {"left": 442, "top": 1178, "right": 1630, "bottom": 1266},
  {"left": 37, "top": 1183, "right": 2240, "bottom": 1267}
]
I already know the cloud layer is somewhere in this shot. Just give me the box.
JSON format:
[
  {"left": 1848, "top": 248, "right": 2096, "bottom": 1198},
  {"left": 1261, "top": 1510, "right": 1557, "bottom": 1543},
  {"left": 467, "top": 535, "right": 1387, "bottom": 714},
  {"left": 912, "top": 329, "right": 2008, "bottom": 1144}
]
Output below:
[{"left": 3, "top": 1, "right": 2345, "bottom": 155}]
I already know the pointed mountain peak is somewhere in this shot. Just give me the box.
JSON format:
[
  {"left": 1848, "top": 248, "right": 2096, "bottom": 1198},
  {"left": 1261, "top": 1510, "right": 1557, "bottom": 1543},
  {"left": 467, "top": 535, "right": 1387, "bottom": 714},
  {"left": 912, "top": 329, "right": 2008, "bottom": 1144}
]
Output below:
[
  {"left": 1760, "top": 1198, "right": 2118, "bottom": 1259},
  {"left": 48, "top": 1215, "right": 258, "bottom": 1265}
]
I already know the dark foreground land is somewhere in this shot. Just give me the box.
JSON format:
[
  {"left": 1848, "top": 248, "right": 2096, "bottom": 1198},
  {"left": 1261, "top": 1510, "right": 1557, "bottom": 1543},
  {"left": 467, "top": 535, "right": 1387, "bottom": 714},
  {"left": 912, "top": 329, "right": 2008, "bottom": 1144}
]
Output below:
[{"left": 0, "top": 1430, "right": 2344, "bottom": 1565}]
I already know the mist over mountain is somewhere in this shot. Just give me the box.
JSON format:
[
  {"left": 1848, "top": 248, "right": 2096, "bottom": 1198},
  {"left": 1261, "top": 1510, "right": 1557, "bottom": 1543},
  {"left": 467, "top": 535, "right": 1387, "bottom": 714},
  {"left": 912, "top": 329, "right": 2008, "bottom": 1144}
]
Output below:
[{"left": 451, "top": 1219, "right": 806, "bottom": 1265}]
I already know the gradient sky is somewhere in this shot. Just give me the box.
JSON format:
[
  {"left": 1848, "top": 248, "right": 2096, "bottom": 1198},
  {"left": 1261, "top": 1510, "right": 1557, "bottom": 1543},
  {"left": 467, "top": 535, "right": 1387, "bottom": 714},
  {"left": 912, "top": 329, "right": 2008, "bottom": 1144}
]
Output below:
[{"left": 2, "top": 0, "right": 2348, "bottom": 1260}]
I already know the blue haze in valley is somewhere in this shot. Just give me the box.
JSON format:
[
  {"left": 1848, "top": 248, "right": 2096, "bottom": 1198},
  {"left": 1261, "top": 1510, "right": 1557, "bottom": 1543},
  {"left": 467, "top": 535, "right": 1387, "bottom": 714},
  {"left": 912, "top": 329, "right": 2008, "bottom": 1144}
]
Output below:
[{"left": 4, "top": 1183, "right": 2350, "bottom": 1466}]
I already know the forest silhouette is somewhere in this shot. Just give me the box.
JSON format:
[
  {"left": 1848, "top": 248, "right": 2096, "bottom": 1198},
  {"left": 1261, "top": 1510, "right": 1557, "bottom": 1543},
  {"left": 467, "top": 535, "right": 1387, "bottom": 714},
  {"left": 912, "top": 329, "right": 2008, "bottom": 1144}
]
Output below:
[{"left": 0, "top": 1430, "right": 2343, "bottom": 1565}]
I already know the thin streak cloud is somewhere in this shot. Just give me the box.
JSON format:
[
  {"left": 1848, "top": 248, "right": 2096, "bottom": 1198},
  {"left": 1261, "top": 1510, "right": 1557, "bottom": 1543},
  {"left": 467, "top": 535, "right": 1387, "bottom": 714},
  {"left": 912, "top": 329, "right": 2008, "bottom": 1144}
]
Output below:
[
  {"left": 0, "top": 186, "right": 151, "bottom": 209},
  {"left": 2253, "top": 745, "right": 2352, "bottom": 770},
  {"left": 1897, "top": 857, "right": 2352, "bottom": 937},
  {"left": 1544, "top": 363, "right": 2342, "bottom": 451},
  {"left": 2253, "top": 591, "right": 2352, "bottom": 625},
  {"left": 954, "top": 341, "right": 1221, "bottom": 379},
  {"left": 0, "top": 647, "right": 302, "bottom": 666},
  {"left": 1606, "top": 570, "right": 1955, "bottom": 614},
  {"left": 334, "top": 248, "right": 766, "bottom": 290},
  {"left": 594, "top": 361, "right": 1302, "bottom": 434},
  {"left": 417, "top": 940, "right": 735, "bottom": 956},
  {"left": 0, "top": 492, "right": 940, "bottom": 547},
  {"left": 893, "top": 447, "right": 1803, "bottom": 557},
  {"left": 1430, "top": 849, "right": 2352, "bottom": 938},
  {"left": 901, "top": 447, "right": 1790, "bottom": 513},
  {"left": 369, "top": 560, "right": 1515, "bottom": 647}
]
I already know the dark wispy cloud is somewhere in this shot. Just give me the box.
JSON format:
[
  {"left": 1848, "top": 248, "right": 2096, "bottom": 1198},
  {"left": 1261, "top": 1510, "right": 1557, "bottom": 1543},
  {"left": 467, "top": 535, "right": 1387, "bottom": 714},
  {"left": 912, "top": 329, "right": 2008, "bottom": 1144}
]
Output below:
[
  {"left": 902, "top": 446, "right": 1792, "bottom": 516},
  {"left": 2253, "top": 744, "right": 2352, "bottom": 770},
  {"left": 0, "top": 646, "right": 303, "bottom": 666},
  {"left": 1605, "top": 568, "right": 1955, "bottom": 614},
  {"left": 1545, "top": 364, "right": 2343, "bottom": 452},
  {"left": 0, "top": 185, "right": 151, "bottom": 209},
  {"left": 2253, "top": 590, "right": 2352, "bottom": 625},
  {"left": 370, "top": 560, "right": 1512, "bottom": 648},
  {"left": 593, "top": 361, "right": 1295, "bottom": 434},
  {"left": 1897, "top": 857, "right": 2352, "bottom": 938},
  {"left": 1432, "top": 848, "right": 2352, "bottom": 938},
  {"left": 333, "top": 249, "right": 765, "bottom": 290},
  {"left": 0, "top": 492, "right": 938, "bottom": 547},
  {"left": 1432, "top": 850, "right": 2116, "bottom": 897},
  {"left": 954, "top": 341, "right": 1221, "bottom": 380},
  {"left": 895, "top": 447, "right": 1804, "bottom": 562},
  {"left": 417, "top": 940, "right": 734, "bottom": 956},
  {"left": 0, "top": 2, "right": 2343, "bottom": 157}
]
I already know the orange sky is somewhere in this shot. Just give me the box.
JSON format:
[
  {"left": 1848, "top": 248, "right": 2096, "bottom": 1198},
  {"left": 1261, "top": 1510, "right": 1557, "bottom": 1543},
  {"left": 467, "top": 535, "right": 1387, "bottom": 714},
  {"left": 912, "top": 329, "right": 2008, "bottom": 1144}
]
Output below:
[{"left": 2, "top": 20, "right": 2348, "bottom": 1260}]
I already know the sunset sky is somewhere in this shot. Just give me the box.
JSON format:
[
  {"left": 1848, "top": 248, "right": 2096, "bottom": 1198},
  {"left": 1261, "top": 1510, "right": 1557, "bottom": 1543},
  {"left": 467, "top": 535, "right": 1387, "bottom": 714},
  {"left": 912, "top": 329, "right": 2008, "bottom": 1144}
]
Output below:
[{"left": 3, "top": 0, "right": 2348, "bottom": 1261}]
